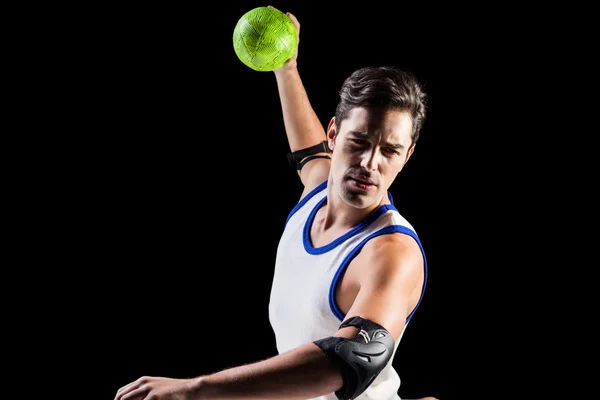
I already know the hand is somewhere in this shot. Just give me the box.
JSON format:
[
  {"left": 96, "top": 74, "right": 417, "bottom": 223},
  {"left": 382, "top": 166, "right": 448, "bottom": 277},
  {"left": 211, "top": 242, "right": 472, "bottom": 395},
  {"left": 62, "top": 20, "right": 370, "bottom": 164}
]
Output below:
[
  {"left": 114, "top": 376, "right": 196, "bottom": 400},
  {"left": 270, "top": 6, "right": 300, "bottom": 72}
]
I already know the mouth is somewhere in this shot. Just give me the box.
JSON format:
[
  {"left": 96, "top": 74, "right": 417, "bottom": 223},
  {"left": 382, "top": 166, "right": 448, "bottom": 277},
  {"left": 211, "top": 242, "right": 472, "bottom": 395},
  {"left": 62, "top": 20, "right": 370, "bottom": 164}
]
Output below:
[{"left": 349, "top": 176, "right": 377, "bottom": 190}]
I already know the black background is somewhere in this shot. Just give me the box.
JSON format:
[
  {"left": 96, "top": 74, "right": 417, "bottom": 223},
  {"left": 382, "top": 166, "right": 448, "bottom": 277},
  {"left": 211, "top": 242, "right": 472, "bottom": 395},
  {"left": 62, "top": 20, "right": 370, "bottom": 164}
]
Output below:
[{"left": 82, "top": 1, "right": 504, "bottom": 399}]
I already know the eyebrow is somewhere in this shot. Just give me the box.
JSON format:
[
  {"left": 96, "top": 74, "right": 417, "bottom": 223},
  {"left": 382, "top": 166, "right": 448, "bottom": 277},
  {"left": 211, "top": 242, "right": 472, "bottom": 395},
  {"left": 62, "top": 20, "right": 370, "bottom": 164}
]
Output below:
[{"left": 348, "top": 130, "right": 405, "bottom": 150}]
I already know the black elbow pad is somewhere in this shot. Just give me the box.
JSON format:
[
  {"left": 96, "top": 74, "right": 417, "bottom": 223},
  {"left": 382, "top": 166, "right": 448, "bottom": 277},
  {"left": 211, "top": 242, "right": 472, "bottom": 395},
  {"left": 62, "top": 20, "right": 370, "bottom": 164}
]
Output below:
[{"left": 314, "top": 316, "right": 395, "bottom": 400}]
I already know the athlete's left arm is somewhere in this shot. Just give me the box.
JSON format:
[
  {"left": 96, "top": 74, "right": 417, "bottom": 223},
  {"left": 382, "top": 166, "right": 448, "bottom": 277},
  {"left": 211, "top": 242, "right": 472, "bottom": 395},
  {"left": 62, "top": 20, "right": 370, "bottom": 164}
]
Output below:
[
  {"left": 113, "top": 235, "right": 423, "bottom": 400},
  {"left": 345, "top": 232, "right": 424, "bottom": 341}
]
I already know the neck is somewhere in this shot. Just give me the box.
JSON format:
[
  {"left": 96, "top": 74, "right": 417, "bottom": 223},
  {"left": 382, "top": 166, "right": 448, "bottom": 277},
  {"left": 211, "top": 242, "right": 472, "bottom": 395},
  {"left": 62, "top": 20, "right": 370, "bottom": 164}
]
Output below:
[{"left": 320, "top": 187, "right": 389, "bottom": 231}]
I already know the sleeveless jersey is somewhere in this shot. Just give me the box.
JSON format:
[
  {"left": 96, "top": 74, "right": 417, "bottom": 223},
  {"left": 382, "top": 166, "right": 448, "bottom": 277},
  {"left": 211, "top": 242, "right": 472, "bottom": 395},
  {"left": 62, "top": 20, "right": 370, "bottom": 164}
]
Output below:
[{"left": 268, "top": 180, "right": 428, "bottom": 400}]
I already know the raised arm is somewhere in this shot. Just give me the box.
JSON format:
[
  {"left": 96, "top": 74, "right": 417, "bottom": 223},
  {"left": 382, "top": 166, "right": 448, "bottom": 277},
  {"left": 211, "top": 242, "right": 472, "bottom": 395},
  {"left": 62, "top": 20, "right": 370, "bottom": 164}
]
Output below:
[{"left": 273, "top": 11, "right": 331, "bottom": 193}]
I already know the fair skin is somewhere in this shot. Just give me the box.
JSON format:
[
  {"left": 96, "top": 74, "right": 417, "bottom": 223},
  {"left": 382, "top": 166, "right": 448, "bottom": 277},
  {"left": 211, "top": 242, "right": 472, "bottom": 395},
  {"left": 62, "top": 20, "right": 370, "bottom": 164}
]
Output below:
[{"left": 114, "top": 10, "right": 435, "bottom": 400}]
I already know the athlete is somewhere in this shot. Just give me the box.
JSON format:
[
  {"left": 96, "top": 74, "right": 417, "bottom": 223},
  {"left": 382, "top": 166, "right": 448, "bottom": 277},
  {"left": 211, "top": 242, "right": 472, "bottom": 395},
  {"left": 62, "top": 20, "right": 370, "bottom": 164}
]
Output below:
[{"left": 114, "top": 9, "right": 436, "bottom": 400}]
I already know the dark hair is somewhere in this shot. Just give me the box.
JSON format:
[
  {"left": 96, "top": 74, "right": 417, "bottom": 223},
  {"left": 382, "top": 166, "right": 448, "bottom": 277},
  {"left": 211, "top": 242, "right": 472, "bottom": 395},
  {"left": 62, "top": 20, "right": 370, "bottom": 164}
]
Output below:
[{"left": 335, "top": 66, "right": 427, "bottom": 147}]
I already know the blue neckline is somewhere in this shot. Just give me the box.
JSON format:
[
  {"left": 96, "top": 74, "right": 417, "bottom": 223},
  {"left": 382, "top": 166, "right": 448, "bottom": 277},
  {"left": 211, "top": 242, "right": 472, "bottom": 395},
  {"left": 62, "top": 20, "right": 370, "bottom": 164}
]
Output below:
[{"left": 302, "top": 196, "right": 398, "bottom": 255}]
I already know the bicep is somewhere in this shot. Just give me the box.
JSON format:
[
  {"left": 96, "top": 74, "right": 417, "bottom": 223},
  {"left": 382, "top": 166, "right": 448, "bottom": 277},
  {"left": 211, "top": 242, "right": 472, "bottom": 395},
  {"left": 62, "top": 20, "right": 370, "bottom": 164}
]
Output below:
[
  {"left": 298, "top": 156, "right": 330, "bottom": 199},
  {"left": 335, "top": 234, "right": 423, "bottom": 341}
]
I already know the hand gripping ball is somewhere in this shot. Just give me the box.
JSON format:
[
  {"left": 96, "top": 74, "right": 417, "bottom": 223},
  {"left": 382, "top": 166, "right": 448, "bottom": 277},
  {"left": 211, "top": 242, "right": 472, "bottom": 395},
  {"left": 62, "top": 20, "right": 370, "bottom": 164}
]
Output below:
[{"left": 233, "top": 6, "right": 298, "bottom": 72}]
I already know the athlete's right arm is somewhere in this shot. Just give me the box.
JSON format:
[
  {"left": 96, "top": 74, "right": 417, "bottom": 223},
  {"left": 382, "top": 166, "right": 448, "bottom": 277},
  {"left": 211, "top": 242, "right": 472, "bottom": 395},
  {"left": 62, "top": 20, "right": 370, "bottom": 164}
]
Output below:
[{"left": 273, "top": 11, "right": 331, "bottom": 193}]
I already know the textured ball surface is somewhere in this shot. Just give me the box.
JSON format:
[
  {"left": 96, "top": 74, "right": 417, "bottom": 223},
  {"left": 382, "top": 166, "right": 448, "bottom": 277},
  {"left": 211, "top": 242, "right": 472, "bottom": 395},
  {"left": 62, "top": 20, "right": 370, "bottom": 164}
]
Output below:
[{"left": 233, "top": 6, "right": 298, "bottom": 72}]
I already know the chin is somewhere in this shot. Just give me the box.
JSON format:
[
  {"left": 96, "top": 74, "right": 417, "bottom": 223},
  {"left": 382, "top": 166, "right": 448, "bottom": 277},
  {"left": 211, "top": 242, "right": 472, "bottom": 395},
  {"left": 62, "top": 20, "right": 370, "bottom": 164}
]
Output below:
[{"left": 341, "top": 189, "right": 378, "bottom": 209}]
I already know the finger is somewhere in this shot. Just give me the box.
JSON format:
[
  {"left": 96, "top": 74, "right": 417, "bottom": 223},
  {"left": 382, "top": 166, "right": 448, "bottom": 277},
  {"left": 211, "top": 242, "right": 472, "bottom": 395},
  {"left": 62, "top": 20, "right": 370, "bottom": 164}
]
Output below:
[
  {"left": 120, "top": 385, "right": 150, "bottom": 400},
  {"left": 286, "top": 12, "right": 300, "bottom": 36},
  {"left": 115, "top": 377, "right": 146, "bottom": 400},
  {"left": 115, "top": 382, "right": 138, "bottom": 399}
]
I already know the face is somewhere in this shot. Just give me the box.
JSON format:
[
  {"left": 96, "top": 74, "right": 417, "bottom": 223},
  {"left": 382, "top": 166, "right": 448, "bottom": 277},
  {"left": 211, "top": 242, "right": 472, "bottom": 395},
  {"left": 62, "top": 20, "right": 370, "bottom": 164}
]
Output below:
[{"left": 327, "top": 107, "right": 415, "bottom": 209}]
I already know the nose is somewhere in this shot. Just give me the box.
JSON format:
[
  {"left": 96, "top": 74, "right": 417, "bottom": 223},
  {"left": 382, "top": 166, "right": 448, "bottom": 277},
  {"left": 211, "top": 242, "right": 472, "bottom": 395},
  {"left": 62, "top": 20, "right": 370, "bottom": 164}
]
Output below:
[{"left": 360, "top": 147, "right": 381, "bottom": 171}]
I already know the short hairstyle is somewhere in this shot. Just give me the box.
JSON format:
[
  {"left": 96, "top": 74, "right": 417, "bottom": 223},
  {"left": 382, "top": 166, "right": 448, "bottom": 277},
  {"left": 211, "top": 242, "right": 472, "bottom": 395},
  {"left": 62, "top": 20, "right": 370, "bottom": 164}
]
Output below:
[{"left": 335, "top": 66, "right": 427, "bottom": 147}]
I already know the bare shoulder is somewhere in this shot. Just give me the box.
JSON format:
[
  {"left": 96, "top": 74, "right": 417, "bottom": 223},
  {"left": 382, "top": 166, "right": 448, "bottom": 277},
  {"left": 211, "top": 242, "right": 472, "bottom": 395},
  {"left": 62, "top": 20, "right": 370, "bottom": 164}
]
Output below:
[
  {"left": 357, "top": 232, "right": 423, "bottom": 284},
  {"left": 340, "top": 231, "right": 425, "bottom": 339}
]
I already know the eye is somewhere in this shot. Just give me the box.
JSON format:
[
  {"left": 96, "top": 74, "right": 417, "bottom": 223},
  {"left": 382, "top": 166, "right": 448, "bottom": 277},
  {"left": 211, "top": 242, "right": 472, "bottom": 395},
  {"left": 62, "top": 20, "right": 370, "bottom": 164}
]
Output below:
[
  {"left": 382, "top": 148, "right": 399, "bottom": 156},
  {"left": 350, "top": 139, "right": 367, "bottom": 146}
]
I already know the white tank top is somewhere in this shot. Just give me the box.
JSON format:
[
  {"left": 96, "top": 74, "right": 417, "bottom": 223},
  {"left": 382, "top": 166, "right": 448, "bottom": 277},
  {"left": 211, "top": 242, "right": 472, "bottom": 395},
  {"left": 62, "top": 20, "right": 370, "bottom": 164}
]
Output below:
[{"left": 269, "top": 181, "right": 428, "bottom": 400}]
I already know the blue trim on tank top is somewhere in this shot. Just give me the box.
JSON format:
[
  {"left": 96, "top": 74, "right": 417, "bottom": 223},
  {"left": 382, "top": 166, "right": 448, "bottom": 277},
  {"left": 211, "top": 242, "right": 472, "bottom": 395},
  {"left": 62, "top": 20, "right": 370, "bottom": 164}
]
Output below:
[
  {"left": 328, "top": 225, "right": 428, "bottom": 325},
  {"left": 285, "top": 180, "right": 328, "bottom": 226},
  {"left": 303, "top": 199, "right": 395, "bottom": 255}
]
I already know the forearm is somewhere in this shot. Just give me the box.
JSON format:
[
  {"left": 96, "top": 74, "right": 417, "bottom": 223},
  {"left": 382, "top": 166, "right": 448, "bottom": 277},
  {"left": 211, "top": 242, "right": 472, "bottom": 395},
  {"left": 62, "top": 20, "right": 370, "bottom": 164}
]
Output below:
[
  {"left": 274, "top": 67, "right": 328, "bottom": 152},
  {"left": 193, "top": 343, "right": 342, "bottom": 400}
]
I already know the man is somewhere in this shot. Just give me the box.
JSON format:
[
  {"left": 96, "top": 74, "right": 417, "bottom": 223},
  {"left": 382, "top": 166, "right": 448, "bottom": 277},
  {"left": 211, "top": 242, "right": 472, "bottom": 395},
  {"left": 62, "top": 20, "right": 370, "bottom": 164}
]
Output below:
[{"left": 115, "top": 10, "right": 436, "bottom": 400}]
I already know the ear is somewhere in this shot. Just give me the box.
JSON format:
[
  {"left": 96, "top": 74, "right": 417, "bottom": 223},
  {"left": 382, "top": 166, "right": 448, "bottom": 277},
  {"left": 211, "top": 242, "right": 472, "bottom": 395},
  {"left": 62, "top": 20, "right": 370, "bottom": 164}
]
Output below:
[
  {"left": 326, "top": 117, "right": 337, "bottom": 151},
  {"left": 404, "top": 145, "right": 416, "bottom": 165}
]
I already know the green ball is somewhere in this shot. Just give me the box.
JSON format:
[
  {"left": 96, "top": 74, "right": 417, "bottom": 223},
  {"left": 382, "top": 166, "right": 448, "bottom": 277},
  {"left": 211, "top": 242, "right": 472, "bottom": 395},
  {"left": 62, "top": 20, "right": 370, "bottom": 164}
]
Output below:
[{"left": 233, "top": 6, "right": 298, "bottom": 72}]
